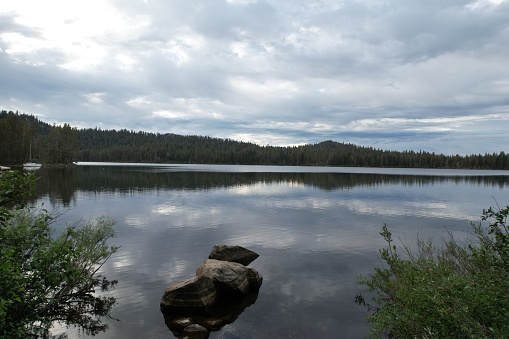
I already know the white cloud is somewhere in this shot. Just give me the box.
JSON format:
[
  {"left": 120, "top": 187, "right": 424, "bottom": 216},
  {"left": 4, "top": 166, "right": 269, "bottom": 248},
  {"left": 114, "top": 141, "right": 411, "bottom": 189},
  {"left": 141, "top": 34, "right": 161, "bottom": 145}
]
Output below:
[
  {"left": 344, "top": 114, "right": 509, "bottom": 133},
  {"left": 229, "top": 132, "right": 307, "bottom": 147},
  {"left": 467, "top": 0, "right": 507, "bottom": 10},
  {"left": 85, "top": 92, "right": 106, "bottom": 104},
  {"left": 127, "top": 96, "right": 151, "bottom": 105},
  {"left": 226, "top": 0, "right": 257, "bottom": 4},
  {"left": 229, "top": 77, "right": 300, "bottom": 105},
  {"left": 1, "top": 0, "right": 508, "bottom": 154},
  {"left": 0, "top": 0, "right": 150, "bottom": 71}
]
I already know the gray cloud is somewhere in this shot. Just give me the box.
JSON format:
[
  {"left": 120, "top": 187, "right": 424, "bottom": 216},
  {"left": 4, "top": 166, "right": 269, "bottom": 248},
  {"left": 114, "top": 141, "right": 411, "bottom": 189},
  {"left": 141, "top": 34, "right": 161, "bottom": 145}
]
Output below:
[{"left": 1, "top": 0, "right": 508, "bottom": 154}]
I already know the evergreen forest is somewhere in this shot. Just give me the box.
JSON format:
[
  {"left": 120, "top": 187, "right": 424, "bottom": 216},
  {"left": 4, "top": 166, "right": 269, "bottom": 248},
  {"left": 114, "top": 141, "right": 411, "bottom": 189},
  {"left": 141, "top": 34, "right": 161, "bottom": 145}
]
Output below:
[{"left": 1, "top": 110, "right": 508, "bottom": 169}]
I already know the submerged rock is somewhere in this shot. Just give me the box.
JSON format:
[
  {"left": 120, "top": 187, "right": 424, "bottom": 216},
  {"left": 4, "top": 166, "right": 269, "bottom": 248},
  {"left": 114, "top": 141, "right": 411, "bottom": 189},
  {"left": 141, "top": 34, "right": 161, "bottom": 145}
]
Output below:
[{"left": 180, "top": 323, "right": 209, "bottom": 339}]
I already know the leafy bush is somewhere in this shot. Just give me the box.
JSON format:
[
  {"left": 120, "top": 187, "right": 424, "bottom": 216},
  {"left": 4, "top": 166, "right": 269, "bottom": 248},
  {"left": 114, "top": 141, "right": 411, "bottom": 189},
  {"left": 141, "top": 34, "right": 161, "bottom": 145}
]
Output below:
[
  {"left": 0, "top": 171, "right": 119, "bottom": 338},
  {"left": 356, "top": 206, "right": 509, "bottom": 338},
  {"left": 0, "top": 171, "right": 35, "bottom": 224}
]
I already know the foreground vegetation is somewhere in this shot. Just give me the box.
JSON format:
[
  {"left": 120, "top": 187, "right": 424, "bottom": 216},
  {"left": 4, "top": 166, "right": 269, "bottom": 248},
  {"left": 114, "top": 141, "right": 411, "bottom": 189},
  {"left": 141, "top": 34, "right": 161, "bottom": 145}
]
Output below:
[
  {"left": 356, "top": 206, "right": 509, "bottom": 338},
  {"left": 0, "top": 171, "right": 118, "bottom": 338},
  {"left": 1, "top": 110, "right": 508, "bottom": 169}
]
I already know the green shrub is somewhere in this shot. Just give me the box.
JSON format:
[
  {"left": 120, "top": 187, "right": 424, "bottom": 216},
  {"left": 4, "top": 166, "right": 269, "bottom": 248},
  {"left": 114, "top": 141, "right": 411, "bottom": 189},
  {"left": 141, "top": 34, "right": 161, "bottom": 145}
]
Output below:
[
  {"left": 0, "top": 171, "right": 119, "bottom": 338},
  {"left": 356, "top": 206, "right": 509, "bottom": 338},
  {"left": 0, "top": 171, "right": 34, "bottom": 208}
]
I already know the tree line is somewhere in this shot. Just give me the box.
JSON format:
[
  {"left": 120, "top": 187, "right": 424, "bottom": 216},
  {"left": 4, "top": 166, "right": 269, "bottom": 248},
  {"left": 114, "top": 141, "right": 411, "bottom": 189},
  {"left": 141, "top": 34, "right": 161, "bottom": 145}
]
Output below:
[
  {"left": 1, "top": 110, "right": 508, "bottom": 169},
  {"left": 0, "top": 111, "right": 79, "bottom": 165}
]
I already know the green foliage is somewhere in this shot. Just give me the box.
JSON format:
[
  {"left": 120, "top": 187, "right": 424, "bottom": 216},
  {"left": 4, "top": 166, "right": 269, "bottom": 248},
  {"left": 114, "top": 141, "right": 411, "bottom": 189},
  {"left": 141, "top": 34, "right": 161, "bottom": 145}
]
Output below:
[
  {"left": 0, "top": 171, "right": 118, "bottom": 338},
  {"left": 356, "top": 207, "right": 509, "bottom": 338},
  {"left": 0, "top": 171, "right": 35, "bottom": 209}
]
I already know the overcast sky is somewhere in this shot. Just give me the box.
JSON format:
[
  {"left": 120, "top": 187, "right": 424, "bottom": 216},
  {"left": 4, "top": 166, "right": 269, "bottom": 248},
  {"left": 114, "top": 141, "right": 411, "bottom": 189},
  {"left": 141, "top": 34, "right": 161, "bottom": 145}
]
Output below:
[{"left": 1, "top": 0, "right": 508, "bottom": 155}]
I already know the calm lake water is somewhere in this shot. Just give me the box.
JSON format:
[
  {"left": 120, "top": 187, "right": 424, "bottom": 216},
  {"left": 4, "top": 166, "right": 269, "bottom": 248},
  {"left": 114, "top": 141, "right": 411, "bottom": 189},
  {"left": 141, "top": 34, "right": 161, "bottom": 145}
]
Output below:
[{"left": 31, "top": 164, "right": 509, "bottom": 339}]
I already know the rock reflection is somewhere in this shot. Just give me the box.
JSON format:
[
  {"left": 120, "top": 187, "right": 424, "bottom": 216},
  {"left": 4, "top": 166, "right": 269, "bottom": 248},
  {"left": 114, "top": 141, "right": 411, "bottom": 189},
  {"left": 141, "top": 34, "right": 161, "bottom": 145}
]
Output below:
[{"left": 162, "top": 290, "right": 260, "bottom": 339}]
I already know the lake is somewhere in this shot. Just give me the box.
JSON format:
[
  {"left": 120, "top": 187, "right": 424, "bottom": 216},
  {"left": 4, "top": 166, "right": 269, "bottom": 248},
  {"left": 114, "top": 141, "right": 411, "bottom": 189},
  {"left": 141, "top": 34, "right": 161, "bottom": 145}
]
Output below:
[{"left": 31, "top": 163, "right": 509, "bottom": 338}]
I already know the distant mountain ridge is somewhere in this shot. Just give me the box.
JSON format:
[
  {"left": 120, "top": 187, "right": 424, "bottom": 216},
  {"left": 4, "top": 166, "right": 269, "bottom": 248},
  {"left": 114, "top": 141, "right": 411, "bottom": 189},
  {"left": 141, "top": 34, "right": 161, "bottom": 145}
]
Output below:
[{"left": 1, "top": 110, "right": 508, "bottom": 169}]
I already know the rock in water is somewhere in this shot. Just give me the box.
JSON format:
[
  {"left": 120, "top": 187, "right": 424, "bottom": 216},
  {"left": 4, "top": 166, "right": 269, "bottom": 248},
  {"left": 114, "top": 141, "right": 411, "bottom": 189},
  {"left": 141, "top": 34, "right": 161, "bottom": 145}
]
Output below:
[
  {"left": 180, "top": 323, "right": 209, "bottom": 339},
  {"left": 160, "top": 275, "right": 217, "bottom": 314},
  {"left": 208, "top": 244, "right": 259, "bottom": 266},
  {"left": 196, "top": 259, "right": 263, "bottom": 295},
  {"left": 161, "top": 244, "right": 263, "bottom": 338}
]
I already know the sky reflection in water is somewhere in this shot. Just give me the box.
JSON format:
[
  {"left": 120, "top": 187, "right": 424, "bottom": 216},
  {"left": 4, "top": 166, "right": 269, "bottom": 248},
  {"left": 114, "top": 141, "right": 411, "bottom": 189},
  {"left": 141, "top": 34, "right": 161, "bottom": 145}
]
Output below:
[{"left": 35, "top": 165, "right": 509, "bottom": 338}]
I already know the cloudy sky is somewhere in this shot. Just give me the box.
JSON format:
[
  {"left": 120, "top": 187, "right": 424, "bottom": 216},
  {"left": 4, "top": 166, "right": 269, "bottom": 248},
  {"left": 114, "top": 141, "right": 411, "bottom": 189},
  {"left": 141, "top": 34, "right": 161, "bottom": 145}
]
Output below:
[{"left": 1, "top": 0, "right": 508, "bottom": 155}]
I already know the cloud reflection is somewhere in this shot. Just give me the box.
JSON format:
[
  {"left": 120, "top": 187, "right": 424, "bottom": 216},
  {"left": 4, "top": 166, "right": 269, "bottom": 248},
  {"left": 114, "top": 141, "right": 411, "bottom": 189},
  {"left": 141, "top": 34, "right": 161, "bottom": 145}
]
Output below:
[{"left": 33, "top": 168, "right": 509, "bottom": 338}]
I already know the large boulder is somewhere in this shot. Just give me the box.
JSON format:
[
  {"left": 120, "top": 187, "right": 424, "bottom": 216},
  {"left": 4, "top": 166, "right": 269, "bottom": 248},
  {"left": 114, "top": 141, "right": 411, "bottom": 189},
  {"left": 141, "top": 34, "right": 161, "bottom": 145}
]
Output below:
[
  {"left": 208, "top": 244, "right": 259, "bottom": 266},
  {"left": 160, "top": 275, "right": 217, "bottom": 314},
  {"left": 196, "top": 259, "right": 263, "bottom": 295}
]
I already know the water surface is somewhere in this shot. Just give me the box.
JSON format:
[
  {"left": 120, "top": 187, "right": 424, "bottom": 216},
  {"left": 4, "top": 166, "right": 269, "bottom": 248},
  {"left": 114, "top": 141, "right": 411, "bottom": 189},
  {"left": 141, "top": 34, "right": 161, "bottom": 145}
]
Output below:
[{"left": 33, "top": 164, "right": 509, "bottom": 338}]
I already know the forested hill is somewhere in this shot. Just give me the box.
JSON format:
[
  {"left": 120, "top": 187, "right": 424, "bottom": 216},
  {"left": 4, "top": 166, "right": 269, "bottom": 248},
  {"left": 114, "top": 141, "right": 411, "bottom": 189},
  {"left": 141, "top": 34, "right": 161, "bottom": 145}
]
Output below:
[{"left": 1, "top": 110, "right": 508, "bottom": 169}]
